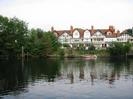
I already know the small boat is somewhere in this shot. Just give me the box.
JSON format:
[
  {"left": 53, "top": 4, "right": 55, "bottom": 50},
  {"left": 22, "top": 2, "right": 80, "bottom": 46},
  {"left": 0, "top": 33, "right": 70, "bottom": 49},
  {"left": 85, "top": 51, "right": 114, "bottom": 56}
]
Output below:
[{"left": 81, "top": 55, "right": 97, "bottom": 60}]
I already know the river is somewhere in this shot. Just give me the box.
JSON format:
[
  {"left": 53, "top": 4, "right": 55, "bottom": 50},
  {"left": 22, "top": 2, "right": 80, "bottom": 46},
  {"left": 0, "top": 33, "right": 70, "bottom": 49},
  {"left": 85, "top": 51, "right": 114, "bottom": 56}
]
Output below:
[{"left": 0, "top": 57, "right": 133, "bottom": 99}]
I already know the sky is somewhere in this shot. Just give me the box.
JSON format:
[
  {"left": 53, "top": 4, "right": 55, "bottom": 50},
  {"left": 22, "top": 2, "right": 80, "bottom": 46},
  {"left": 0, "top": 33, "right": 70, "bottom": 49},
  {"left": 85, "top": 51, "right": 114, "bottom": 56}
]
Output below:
[{"left": 0, "top": 0, "right": 133, "bottom": 31}]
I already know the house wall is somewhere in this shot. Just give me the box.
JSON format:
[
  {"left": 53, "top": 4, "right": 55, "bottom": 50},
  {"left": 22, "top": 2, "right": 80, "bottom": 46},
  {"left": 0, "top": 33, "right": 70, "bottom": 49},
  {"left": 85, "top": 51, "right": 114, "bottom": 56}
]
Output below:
[
  {"left": 83, "top": 30, "right": 91, "bottom": 43},
  {"left": 56, "top": 29, "right": 133, "bottom": 49},
  {"left": 58, "top": 32, "right": 72, "bottom": 43},
  {"left": 72, "top": 30, "right": 82, "bottom": 43},
  {"left": 117, "top": 34, "right": 132, "bottom": 42},
  {"left": 73, "top": 30, "right": 80, "bottom": 38}
]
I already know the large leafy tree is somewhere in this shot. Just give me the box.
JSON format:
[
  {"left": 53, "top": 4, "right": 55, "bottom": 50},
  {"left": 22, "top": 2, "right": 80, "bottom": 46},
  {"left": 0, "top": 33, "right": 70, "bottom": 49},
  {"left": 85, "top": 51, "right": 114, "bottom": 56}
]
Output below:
[
  {"left": 43, "top": 32, "right": 59, "bottom": 55},
  {"left": 28, "top": 29, "right": 59, "bottom": 56},
  {"left": 0, "top": 15, "right": 59, "bottom": 57},
  {"left": 0, "top": 15, "right": 28, "bottom": 56}
]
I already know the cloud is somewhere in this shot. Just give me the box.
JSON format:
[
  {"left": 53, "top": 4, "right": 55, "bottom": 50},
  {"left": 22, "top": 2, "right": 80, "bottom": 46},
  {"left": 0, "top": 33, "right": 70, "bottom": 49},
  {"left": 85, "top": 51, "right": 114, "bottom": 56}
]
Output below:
[{"left": 0, "top": 0, "right": 133, "bottom": 31}]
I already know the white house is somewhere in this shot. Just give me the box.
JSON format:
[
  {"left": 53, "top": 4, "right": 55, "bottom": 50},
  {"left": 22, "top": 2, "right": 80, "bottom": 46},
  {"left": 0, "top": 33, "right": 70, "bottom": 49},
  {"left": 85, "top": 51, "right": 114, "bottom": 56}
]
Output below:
[
  {"left": 52, "top": 26, "right": 133, "bottom": 49},
  {"left": 83, "top": 30, "right": 91, "bottom": 43}
]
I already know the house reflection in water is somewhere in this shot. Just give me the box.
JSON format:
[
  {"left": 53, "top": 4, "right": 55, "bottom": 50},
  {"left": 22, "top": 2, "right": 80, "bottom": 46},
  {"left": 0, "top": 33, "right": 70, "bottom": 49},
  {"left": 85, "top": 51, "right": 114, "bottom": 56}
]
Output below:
[
  {"left": 0, "top": 58, "right": 133, "bottom": 97},
  {"left": 67, "top": 71, "right": 74, "bottom": 84},
  {"left": 60, "top": 58, "right": 132, "bottom": 86},
  {"left": 79, "top": 66, "right": 84, "bottom": 80}
]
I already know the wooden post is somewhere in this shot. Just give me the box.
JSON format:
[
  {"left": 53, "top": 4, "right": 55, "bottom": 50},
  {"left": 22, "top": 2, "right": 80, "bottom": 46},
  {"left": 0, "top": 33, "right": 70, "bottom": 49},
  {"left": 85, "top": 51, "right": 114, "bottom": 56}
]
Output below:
[
  {"left": 21, "top": 46, "right": 24, "bottom": 71},
  {"left": 22, "top": 46, "right": 24, "bottom": 58}
]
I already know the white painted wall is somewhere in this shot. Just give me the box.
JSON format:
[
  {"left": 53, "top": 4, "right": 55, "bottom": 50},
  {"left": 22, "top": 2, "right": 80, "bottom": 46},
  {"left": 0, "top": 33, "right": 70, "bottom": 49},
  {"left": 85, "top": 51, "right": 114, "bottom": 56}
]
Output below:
[
  {"left": 83, "top": 30, "right": 91, "bottom": 38},
  {"left": 117, "top": 34, "right": 132, "bottom": 42},
  {"left": 83, "top": 30, "right": 91, "bottom": 42},
  {"left": 73, "top": 30, "right": 80, "bottom": 38},
  {"left": 58, "top": 32, "right": 72, "bottom": 43}
]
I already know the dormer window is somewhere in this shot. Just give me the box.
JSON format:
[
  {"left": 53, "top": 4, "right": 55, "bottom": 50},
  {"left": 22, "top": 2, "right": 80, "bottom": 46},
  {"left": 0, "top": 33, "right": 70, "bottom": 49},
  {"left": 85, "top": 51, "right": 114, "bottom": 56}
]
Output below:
[{"left": 107, "top": 31, "right": 112, "bottom": 35}]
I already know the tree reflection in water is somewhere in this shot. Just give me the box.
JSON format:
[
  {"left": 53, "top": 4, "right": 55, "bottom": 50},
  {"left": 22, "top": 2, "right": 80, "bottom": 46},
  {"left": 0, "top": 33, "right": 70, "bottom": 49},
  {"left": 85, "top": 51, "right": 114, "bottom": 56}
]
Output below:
[
  {"left": 0, "top": 57, "right": 133, "bottom": 97},
  {"left": 0, "top": 59, "right": 28, "bottom": 95}
]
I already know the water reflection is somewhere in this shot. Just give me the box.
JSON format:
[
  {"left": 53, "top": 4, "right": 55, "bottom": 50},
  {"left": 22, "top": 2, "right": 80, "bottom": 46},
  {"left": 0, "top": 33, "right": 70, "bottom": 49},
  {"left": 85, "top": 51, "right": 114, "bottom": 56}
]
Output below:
[
  {"left": 0, "top": 57, "right": 133, "bottom": 98},
  {"left": 0, "top": 59, "right": 27, "bottom": 95}
]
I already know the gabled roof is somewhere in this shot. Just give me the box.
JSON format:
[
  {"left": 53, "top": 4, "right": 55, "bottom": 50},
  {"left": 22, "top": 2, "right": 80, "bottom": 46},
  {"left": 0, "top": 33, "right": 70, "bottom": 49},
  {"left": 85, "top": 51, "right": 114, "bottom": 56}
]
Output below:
[
  {"left": 118, "top": 29, "right": 133, "bottom": 37},
  {"left": 91, "top": 30, "right": 106, "bottom": 36},
  {"left": 54, "top": 27, "right": 118, "bottom": 38},
  {"left": 117, "top": 32, "right": 132, "bottom": 38},
  {"left": 54, "top": 30, "right": 72, "bottom": 37}
]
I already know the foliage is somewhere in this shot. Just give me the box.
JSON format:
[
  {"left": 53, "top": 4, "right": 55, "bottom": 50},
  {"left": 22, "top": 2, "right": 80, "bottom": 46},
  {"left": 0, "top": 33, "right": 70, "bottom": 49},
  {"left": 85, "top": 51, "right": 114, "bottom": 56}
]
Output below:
[
  {"left": 0, "top": 15, "right": 132, "bottom": 58},
  {"left": 63, "top": 44, "right": 70, "bottom": 47},
  {"left": 0, "top": 15, "right": 28, "bottom": 56},
  {"left": 58, "top": 49, "right": 64, "bottom": 57},
  {"left": 88, "top": 44, "right": 95, "bottom": 51},
  {"left": 108, "top": 42, "right": 131, "bottom": 56},
  {"left": 78, "top": 44, "right": 85, "bottom": 54},
  {"left": 124, "top": 29, "right": 133, "bottom": 36},
  {"left": 0, "top": 15, "right": 59, "bottom": 57},
  {"left": 27, "top": 29, "right": 59, "bottom": 56}
]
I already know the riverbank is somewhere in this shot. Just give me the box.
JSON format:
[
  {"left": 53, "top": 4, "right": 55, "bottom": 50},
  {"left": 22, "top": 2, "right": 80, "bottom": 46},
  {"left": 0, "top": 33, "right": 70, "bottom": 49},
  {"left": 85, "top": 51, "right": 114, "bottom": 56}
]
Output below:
[{"left": 1, "top": 49, "right": 133, "bottom": 60}]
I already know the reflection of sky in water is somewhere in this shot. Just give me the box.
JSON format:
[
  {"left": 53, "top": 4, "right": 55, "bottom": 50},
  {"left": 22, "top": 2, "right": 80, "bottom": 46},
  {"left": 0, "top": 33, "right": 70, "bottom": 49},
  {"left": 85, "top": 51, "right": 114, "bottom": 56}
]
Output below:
[{"left": 0, "top": 58, "right": 133, "bottom": 99}]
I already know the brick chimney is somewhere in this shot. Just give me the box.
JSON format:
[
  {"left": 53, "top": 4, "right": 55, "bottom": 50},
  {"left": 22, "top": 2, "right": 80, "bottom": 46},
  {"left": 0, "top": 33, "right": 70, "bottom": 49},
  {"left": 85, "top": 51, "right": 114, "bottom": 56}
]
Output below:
[
  {"left": 51, "top": 26, "right": 54, "bottom": 32},
  {"left": 70, "top": 25, "right": 73, "bottom": 33},
  {"left": 91, "top": 25, "right": 94, "bottom": 33},
  {"left": 109, "top": 25, "right": 115, "bottom": 31},
  {"left": 91, "top": 25, "right": 94, "bottom": 30}
]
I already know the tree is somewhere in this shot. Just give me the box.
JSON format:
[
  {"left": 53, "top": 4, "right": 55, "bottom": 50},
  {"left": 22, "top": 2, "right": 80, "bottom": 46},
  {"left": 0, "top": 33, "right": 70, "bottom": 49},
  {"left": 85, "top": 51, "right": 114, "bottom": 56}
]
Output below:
[
  {"left": 27, "top": 29, "right": 59, "bottom": 57},
  {"left": 124, "top": 29, "right": 133, "bottom": 36},
  {"left": 108, "top": 42, "right": 131, "bottom": 56},
  {"left": 0, "top": 15, "right": 28, "bottom": 57},
  {"left": 43, "top": 32, "right": 59, "bottom": 55}
]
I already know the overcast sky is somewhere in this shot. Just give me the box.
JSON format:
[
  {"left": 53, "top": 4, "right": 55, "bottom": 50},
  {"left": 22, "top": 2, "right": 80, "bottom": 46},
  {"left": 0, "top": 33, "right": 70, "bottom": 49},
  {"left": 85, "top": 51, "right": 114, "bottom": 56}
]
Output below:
[{"left": 0, "top": 0, "right": 133, "bottom": 31}]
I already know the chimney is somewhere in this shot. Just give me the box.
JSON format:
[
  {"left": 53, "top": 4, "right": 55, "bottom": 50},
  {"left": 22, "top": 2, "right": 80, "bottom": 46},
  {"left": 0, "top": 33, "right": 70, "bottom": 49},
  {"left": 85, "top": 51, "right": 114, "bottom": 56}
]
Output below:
[
  {"left": 70, "top": 25, "right": 73, "bottom": 33},
  {"left": 51, "top": 26, "right": 54, "bottom": 32},
  {"left": 109, "top": 25, "right": 114, "bottom": 30},
  {"left": 91, "top": 25, "right": 94, "bottom": 33},
  {"left": 91, "top": 25, "right": 94, "bottom": 30},
  {"left": 109, "top": 25, "right": 115, "bottom": 33}
]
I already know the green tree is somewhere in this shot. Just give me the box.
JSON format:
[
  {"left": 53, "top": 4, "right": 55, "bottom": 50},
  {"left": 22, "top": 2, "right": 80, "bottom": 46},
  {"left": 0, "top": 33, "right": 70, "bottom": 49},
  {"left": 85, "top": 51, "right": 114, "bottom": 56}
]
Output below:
[
  {"left": 0, "top": 15, "right": 28, "bottom": 57},
  {"left": 27, "top": 29, "right": 59, "bottom": 57},
  {"left": 43, "top": 32, "right": 59, "bottom": 55},
  {"left": 124, "top": 29, "right": 133, "bottom": 36},
  {"left": 108, "top": 42, "right": 131, "bottom": 56}
]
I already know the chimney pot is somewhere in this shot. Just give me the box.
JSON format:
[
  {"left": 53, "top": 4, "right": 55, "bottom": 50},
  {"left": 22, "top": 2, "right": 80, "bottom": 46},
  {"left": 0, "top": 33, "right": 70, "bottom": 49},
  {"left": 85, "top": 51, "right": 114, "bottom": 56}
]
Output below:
[
  {"left": 91, "top": 25, "right": 94, "bottom": 30},
  {"left": 70, "top": 25, "right": 73, "bottom": 32}
]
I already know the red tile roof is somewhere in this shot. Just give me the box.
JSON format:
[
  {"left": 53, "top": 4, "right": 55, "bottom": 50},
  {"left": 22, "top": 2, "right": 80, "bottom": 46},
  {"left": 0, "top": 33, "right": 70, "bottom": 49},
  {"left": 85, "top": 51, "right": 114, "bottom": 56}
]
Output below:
[{"left": 54, "top": 27, "right": 118, "bottom": 38}]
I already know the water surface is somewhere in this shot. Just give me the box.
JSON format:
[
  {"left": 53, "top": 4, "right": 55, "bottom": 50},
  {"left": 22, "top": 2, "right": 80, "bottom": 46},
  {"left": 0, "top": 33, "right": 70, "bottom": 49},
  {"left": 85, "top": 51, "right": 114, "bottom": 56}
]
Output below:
[{"left": 0, "top": 58, "right": 133, "bottom": 99}]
